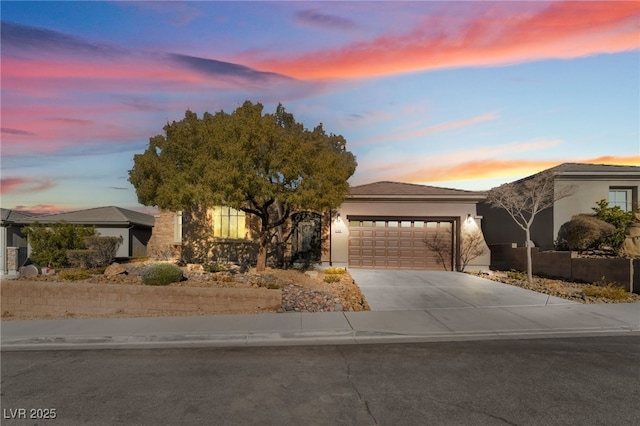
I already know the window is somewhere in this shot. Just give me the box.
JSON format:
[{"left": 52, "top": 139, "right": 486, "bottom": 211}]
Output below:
[
  {"left": 213, "top": 206, "right": 246, "bottom": 239},
  {"left": 609, "top": 189, "right": 632, "bottom": 212}
]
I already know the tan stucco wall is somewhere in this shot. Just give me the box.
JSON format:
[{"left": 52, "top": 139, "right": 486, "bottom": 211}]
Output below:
[{"left": 553, "top": 178, "right": 639, "bottom": 241}]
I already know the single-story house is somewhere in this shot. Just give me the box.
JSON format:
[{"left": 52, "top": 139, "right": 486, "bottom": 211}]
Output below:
[
  {"left": 478, "top": 163, "right": 640, "bottom": 250},
  {"left": 1, "top": 206, "right": 154, "bottom": 276},
  {"left": 153, "top": 181, "right": 491, "bottom": 271},
  {"left": 0, "top": 208, "right": 33, "bottom": 276}
]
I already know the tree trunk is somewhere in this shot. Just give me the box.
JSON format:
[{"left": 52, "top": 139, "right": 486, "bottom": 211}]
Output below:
[
  {"left": 525, "top": 227, "right": 533, "bottom": 283},
  {"left": 256, "top": 243, "right": 267, "bottom": 272}
]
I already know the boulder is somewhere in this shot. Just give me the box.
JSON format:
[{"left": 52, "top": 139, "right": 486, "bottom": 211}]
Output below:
[
  {"left": 620, "top": 213, "right": 640, "bottom": 258},
  {"left": 104, "top": 263, "right": 128, "bottom": 276}
]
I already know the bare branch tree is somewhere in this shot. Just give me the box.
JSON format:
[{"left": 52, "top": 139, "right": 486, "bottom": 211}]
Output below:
[
  {"left": 460, "top": 228, "right": 488, "bottom": 272},
  {"left": 486, "top": 170, "right": 575, "bottom": 282}
]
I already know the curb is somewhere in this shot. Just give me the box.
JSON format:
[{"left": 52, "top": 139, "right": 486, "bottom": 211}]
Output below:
[{"left": 3, "top": 327, "right": 638, "bottom": 351}]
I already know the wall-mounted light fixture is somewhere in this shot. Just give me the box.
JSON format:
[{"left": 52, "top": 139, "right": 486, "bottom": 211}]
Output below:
[{"left": 335, "top": 213, "right": 342, "bottom": 224}]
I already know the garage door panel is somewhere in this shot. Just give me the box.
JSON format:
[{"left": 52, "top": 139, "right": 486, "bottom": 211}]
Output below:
[{"left": 348, "top": 219, "right": 453, "bottom": 270}]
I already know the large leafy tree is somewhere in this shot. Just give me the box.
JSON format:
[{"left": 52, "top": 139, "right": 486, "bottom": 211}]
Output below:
[
  {"left": 129, "top": 101, "right": 357, "bottom": 271},
  {"left": 486, "top": 170, "right": 575, "bottom": 283}
]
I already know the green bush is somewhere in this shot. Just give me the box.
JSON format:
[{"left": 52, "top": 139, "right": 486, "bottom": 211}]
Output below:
[
  {"left": 592, "top": 200, "right": 635, "bottom": 252},
  {"left": 557, "top": 215, "right": 615, "bottom": 251},
  {"left": 324, "top": 267, "right": 347, "bottom": 275},
  {"left": 142, "top": 263, "right": 184, "bottom": 286},
  {"left": 24, "top": 222, "right": 96, "bottom": 268},
  {"left": 204, "top": 263, "right": 226, "bottom": 273}
]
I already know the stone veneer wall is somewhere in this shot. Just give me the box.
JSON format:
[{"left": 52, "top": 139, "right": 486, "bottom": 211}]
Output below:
[
  {"left": 1, "top": 280, "right": 281, "bottom": 318},
  {"left": 147, "top": 210, "right": 182, "bottom": 260}
]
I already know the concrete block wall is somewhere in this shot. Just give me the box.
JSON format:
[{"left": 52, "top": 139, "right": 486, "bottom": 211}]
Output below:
[
  {"left": 489, "top": 244, "right": 637, "bottom": 293},
  {"left": 1, "top": 281, "right": 282, "bottom": 318}
]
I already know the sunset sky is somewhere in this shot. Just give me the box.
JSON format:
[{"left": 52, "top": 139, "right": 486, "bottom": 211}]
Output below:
[{"left": 2, "top": 1, "right": 639, "bottom": 214}]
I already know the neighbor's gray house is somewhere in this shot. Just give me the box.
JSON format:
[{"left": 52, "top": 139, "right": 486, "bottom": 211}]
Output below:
[
  {"left": 0, "top": 208, "right": 33, "bottom": 276},
  {"left": 478, "top": 163, "right": 640, "bottom": 250},
  {"left": 1, "top": 206, "right": 154, "bottom": 276},
  {"left": 151, "top": 181, "right": 491, "bottom": 271}
]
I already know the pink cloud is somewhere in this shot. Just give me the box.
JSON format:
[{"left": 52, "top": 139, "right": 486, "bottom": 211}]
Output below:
[
  {"left": 396, "top": 155, "right": 640, "bottom": 183},
  {"left": 248, "top": 2, "right": 640, "bottom": 79},
  {"left": 13, "top": 204, "right": 69, "bottom": 214},
  {"left": 1, "top": 177, "right": 56, "bottom": 195},
  {"left": 353, "top": 112, "right": 500, "bottom": 147}
]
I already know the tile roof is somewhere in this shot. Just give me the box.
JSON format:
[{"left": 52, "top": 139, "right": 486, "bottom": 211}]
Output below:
[
  {"left": 549, "top": 163, "right": 640, "bottom": 174},
  {"left": 349, "top": 181, "right": 484, "bottom": 197},
  {"left": 22, "top": 206, "right": 154, "bottom": 227},
  {"left": 0, "top": 208, "right": 35, "bottom": 223}
]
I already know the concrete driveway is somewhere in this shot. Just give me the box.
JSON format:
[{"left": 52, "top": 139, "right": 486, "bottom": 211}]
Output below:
[{"left": 349, "top": 269, "right": 575, "bottom": 311}]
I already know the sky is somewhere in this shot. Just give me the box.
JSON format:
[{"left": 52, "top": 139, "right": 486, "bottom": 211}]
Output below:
[{"left": 1, "top": 1, "right": 639, "bottom": 214}]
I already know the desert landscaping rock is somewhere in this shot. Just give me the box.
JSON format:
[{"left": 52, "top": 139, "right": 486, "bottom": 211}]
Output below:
[{"left": 6, "top": 262, "right": 370, "bottom": 319}]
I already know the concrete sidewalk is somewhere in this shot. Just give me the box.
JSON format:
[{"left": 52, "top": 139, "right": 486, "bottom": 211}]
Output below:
[{"left": 2, "top": 302, "right": 638, "bottom": 351}]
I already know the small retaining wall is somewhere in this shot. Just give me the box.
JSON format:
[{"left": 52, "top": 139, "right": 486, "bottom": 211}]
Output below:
[
  {"left": 1, "top": 281, "right": 282, "bottom": 318},
  {"left": 490, "top": 244, "right": 639, "bottom": 293}
]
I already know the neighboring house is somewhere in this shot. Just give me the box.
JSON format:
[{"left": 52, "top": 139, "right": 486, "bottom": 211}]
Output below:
[
  {"left": 155, "top": 181, "right": 491, "bottom": 271},
  {"left": 1, "top": 206, "right": 154, "bottom": 275},
  {"left": 478, "top": 163, "right": 640, "bottom": 250},
  {"left": 0, "top": 208, "right": 34, "bottom": 276}
]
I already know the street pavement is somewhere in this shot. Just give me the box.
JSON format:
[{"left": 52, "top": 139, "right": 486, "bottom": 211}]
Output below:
[{"left": 1, "top": 271, "right": 639, "bottom": 350}]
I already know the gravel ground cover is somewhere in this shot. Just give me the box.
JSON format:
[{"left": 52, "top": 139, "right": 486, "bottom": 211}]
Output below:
[
  {"left": 7, "top": 262, "right": 370, "bottom": 319},
  {"left": 467, "top": 270, "right": 640, "bottom": 304}
]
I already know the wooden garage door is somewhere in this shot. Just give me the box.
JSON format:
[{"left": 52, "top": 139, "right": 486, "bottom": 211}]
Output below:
[{"left": 348, "top": 219, "right": 453, "bottom": 270}]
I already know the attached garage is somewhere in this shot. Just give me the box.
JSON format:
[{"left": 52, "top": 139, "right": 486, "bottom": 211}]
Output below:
[
  {"left": 348, "top": 218, "right": 454, "bottom": 270},
  {"left": 330, "top": 181, "right": 490, "bottom": 271}
]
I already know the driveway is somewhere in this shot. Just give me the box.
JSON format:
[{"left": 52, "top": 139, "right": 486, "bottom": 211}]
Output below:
[{"left": 349, "top": 269, "right": 575, "bottom": 311}]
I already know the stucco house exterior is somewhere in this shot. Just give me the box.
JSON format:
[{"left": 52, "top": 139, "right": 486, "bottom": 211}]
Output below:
[
  {"left": 1, "top": 206, "right": 154, "bottom": 276},
  {"left": 153, "top": 181, "right": 491, "bottom": 271},
  {"left": 478, "top": 163, "right": 640, "bottom": 250},
  {"left": 332, "top": 182, "right": 490, "bottom": 271}
]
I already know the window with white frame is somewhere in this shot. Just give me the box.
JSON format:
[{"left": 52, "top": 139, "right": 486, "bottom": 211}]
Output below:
[
  {"left": 213, "top": 206, "right": 247, "bottom": 239},
  {"left": 609, "top": 188, "right": 632, "bottom": 212}
]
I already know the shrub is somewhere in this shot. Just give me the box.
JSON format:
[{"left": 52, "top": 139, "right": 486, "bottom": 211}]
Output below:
[
  {"left": 85, "top": 236, "right": 123, "bottom": 266},
  {"left": 324, "top": 267, "right": 347, "bottom": 275},
  {"left": 67, "top": 250, "right": 99, "bottom": 269},
  {"left": 58, "top": 269, "right": 93, "bottom": 281},
  {"left": 142, "top": 263, "right": 184, "bottom": 286},
  {"left": 204, "top": 263, "right": 226, "bottom": 273},
  {"left": 24, "top": 222, "right": 96, "bottom": 268},
  {"left": 506, "top": 270, "right": 527, "bottom": 281},
  {"left": 557, "top": 215, "right": 615, "bottom": 251},
  {"left": 323, "top": 275, "right": 341, "bottom": 283},
  {"left": 582, "top": 284, "right": 630, "bottom": 300},
  {"left": 592, "top": 200, "right": 635, "bottom": 252}
]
